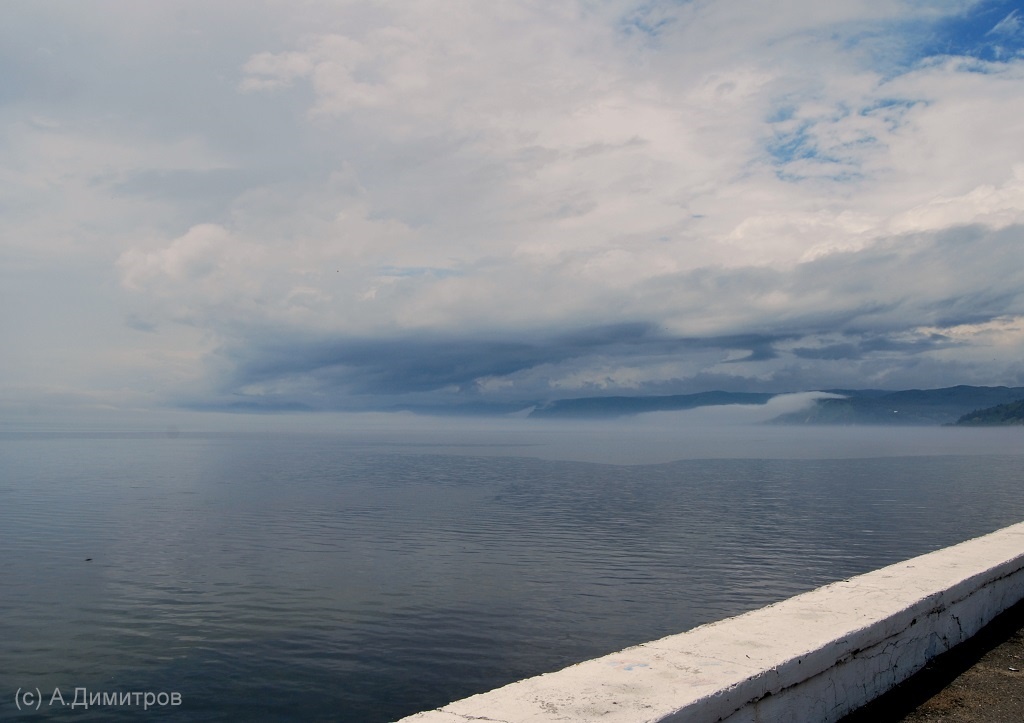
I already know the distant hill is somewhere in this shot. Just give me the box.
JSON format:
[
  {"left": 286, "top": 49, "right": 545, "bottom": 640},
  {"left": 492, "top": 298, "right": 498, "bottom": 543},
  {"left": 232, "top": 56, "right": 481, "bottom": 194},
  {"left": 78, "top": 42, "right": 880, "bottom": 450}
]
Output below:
[
  {"left": 771, "top": 385, "right": 1024, "bottom": 426},
  {"left": 954, "top": 398, "right": 1024, "bottom": 426},
  {"left": 528, "top": 391, "right": 775, "bottom": 419}
]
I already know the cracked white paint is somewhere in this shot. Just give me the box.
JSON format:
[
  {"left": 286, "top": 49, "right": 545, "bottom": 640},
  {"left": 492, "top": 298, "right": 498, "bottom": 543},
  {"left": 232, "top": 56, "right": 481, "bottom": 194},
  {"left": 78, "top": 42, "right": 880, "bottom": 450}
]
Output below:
[{"left": 398, "top": 522, "right": 1024, "bottom": 723}]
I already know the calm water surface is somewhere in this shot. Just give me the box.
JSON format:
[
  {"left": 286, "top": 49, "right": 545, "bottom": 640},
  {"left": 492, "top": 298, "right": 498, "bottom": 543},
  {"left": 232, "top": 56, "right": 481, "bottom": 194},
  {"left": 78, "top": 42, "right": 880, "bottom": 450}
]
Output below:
[{"left": 1, "top": 424, "right": 1022, "bottom": 721}]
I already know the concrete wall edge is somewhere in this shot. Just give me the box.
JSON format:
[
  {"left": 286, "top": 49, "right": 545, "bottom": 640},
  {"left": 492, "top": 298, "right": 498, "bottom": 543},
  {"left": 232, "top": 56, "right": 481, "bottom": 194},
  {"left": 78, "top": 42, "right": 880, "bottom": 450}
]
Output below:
[{"left": 397, "top": 521, "right": 1024, "bottom": 723}]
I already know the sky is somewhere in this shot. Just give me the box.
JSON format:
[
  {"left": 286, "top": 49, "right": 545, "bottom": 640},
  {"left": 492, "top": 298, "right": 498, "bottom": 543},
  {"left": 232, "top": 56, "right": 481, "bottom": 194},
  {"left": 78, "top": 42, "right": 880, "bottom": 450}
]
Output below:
[{"left": 2, "top": 0, "right": 1024, "bottom": 419}]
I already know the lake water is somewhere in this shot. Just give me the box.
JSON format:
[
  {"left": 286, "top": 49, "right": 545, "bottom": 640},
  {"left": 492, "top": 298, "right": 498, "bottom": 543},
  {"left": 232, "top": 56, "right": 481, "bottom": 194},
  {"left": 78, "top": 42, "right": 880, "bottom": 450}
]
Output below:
[{"left": 2, "top": 421, "right": 1022, "bottom": 721}]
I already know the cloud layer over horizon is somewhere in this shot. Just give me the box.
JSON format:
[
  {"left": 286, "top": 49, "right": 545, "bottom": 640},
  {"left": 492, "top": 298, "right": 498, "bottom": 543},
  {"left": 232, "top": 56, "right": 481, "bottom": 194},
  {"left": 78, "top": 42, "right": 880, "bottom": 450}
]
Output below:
[{"left": 3, "top": 0, "right": 1024, "bottom": 416}]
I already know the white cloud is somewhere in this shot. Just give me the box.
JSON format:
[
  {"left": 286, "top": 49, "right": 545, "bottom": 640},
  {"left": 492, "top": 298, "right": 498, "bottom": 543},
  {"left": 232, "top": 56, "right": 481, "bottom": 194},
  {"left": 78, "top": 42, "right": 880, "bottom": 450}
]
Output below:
[
  {"left": 5, "top": 0, "right": 1024, "bottom": 414},
  {"left": 890, "top": 170, "right": 1024, "bottom": 233}
]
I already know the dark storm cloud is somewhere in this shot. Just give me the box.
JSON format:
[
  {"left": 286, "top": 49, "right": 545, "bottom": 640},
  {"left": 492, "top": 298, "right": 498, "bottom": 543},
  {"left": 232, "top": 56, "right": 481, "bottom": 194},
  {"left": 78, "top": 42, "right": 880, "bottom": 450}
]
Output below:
[
  {"left": 208, "top": 325, "right": 794, "bottom": 406},
  {"left": 787, "top": 225, "right": 1024, "bottom": 331},
  {"left": 189, "top": 222, "right": 1024, "bottom": 411},
  {"left": 792, "top": 343, "right": 863, "bottom": 361},
  {"left": 231, "top": 334, "right": 558, "bottom": 394},
  {"left": 793, "top": 333, "right": 957, "bottom": 360},
  {"left": 721, "top": 338, "right": 781, "bottom": 362}
]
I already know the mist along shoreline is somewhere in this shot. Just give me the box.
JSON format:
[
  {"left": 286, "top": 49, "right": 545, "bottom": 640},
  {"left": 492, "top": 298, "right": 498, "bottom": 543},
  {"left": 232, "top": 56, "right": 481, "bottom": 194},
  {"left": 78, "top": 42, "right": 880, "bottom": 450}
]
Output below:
[{"left": 397, "top": 521, "right": 1024, "bottom": 723}]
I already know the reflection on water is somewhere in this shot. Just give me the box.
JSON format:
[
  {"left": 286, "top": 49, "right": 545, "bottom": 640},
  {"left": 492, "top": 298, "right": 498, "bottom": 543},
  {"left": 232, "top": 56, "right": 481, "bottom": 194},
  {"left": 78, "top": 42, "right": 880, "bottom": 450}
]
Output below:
[{"left": 1, "top": 426, "right": 1022, "bottom": 721}]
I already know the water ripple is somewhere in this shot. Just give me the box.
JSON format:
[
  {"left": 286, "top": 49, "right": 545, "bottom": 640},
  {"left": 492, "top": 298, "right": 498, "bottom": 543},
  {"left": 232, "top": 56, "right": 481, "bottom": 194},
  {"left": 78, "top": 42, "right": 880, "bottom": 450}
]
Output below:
[{"left": 1, "top": 435, "right": 1023, "bottom": 721}]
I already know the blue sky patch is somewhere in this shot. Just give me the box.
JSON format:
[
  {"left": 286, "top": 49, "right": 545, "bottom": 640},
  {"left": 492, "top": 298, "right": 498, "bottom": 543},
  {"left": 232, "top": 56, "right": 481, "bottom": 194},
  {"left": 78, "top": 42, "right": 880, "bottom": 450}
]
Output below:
[
  {"left": 917, "top": 1, "right": 1024, "bottom": 63},
  {"left": 764, "top": 104, "right": 872, "bottom": 181},
  {"left": 766, "top": 120, "right": 819, "bottom": 165},
  {"left": 835, "top": 2, "right": 1024, "bottom": 77}
]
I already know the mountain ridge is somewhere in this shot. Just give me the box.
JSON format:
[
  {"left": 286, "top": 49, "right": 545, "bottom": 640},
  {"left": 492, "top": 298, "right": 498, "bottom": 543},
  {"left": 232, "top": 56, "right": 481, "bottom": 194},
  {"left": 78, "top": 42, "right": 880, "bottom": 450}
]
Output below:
[{"left": 954, "top": 398, "right": 1024, "bottom": 426}]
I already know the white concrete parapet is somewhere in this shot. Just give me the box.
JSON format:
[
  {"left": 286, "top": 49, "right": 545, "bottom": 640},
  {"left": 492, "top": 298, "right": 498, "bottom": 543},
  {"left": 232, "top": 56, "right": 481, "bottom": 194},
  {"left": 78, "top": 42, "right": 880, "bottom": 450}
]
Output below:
[{"left": 398, "top": 521, "right": 1024, "bottom": 723}]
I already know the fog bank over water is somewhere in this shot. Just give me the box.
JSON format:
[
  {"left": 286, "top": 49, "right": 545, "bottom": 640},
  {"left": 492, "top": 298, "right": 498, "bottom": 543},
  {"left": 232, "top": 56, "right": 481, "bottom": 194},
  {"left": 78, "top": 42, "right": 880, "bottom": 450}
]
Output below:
[
  {"left": 4, "top": 394, "right": 1021, "bottom": 466},
  {"left": 625, "top": 391, "right": 845, "bottom": 426},
  {"left": 339, "top": 422, "right": 1024, "bottom": 465}
]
